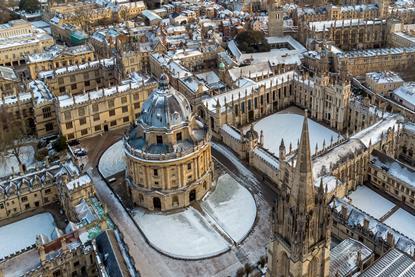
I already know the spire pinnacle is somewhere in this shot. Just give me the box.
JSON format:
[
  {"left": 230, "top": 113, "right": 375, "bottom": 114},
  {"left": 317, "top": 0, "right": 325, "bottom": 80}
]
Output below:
[{"left": 290, "top": 111, "right": 314, "bottom": 209}]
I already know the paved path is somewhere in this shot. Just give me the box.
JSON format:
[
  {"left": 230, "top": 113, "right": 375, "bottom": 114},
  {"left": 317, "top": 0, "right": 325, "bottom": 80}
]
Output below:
[{"left": 88, "top": 168, "right": 168, "bottom": 277}]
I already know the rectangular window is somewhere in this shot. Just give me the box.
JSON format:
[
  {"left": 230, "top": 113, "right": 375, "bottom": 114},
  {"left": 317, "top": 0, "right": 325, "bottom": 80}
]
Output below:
[
  {"left": 79, "top": 118, "right": 86, "bottom": 125},
  {"left": 45, "top": 123, "right": 54, "bottom": 131},
  {"left": 187, "top": 163, "right": 192, "bottom": 170},
  {"left": 42, "top": 107, "right": 52, "bottom": 118},
  {"left": 110, "top": 120, "right": 116, "bottom": 126},
  {"left": 122, "top": 106, "right": 128, "bottom": 113},
  {"left": 109, "top": 109, "right": 115, "bottom": 116},
  {"left": 45, "top": 188, "right": 51, "bottom": 194},
  {"left": 134, "top": 102, "right": 140, "bottom": 109},
  {"left": 66, "top": 122, "right": 73, "bottom": 129},
  {"left": 121, "top": 96, "right": 127, "bottom": 104},
  {"left": 21, "top": 196, "right": 28, "bottom": 202},
  {"left": 67, "top": 133, "right": 75, "bottom": 140},
  {"left": 93, "top": 114, "right": 100, "bottom": 121},
  {"left": 123, "top": 116, "right": 129, "bottom": 123},
  {"left": 78, "top": 107, "right": 85, "bottom": 116},
  {"left": 92, "top": 103, "right": 99, "bottom": 112},
  {"left": 64, "top": 111, "right": 71, "bottom": 120},
  {"left": 108, "top": 99, "right": 115, "bottom": 108},
  {"left": 81, "top": 129, "right": 88, "bottom": 136},
  {"left": 94, "top": 125, "right": 101, "bottom": 131},
  {"left": 84, "top": 80, "right": 90, "bottom": 86},
  {"left": 71, "top": 84, "right": 77, "bottom": 90},
  {"left": 153, "top": 169, "right": 158, "bottom": 176}
]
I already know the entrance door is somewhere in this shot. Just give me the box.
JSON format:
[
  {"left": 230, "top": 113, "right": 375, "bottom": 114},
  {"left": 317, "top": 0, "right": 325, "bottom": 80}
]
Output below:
[
  {"left": 104, "top": 124, "right": 109, "bottom": 132},
  {"left": 189, "top": 190, "right": 196, "bottom": 202},
  {"left": 248, "top": 110, "right": 254, "bottom": 121},
  {"left": 153, "top": 197, "right": 161, "bottom": 210}
]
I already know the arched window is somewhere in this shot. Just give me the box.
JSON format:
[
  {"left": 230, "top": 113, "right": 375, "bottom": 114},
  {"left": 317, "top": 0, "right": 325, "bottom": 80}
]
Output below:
[
  {"left": 280, "top": 252, "right": 290, "bottom": 277},
  {"left": 308, "top": 257, "right": 319, "bottom": 277},
  {"left": 172, "top": 196, "right": 179, "bottom": 207}
]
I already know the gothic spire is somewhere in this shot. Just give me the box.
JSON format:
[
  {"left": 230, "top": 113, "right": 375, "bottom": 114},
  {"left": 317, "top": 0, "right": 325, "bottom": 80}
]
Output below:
[{"left": 290, "top": 110, "right": 314, "bottom": 210}]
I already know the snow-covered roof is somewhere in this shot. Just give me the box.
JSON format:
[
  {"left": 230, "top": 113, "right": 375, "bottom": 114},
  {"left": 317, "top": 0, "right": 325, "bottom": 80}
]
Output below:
[
  {"left": 360, "top": 249, "right": 415, "bottom": 276},
  {"left": 370, "top": 150, "right": 415, "bottom": 188},
  {"left": 0, "top": 66, "right": 17, "bottom": 81},
  {"left": 351, "top": 114, "right": 402, "bottom": 147},
  {"left": 57, "top": 75, "right": 154, "bottom": 108},
  {"left": 330, "top": 238, "right": 373, "bottom": 277},
  {"left": 221, "top": 124, "right": 242, "bottom": 141},
  {"left": 332, "top": 198, "right": 415, "bottom": 256},
  {"left": 392, "top": 83, "right": 415, "bottom": 107},
  {"left": 366, "top": 71, "right": 404, "bottom": 84},
  {"left": 313, "top": 139, "right": 366, "bottom": 177},
  {"left": 337, "top": 47, "right": 415, "bottom": 58},
  {"left": 253, "top": 147, "right": 280, "bottom": 170},
  {"left": 204, "top": 71, "right": 295, "bottom": 113},
  {"left": 66, "top": 174, "right": 91, "bottom": 191},
  {"left": 309, "top": 19, "right": 385, "bottom": 32}
]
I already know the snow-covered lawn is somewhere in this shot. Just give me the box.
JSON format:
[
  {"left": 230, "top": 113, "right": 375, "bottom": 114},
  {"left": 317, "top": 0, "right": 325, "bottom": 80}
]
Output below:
[
  {"left": 0, "top": 213, "right": 56, "bottom": 259},
  {"left": 252, "top": 112, "right": 342, "bottom": 155},
  {"left": 201, "top": 173, "right": 256, "bottom": 243},
  {"left": 384, "top": 208, "right": 415, "bottom": 241},
  {"left": 132, "top": 173, "right": 257, "bottom": 259},
  {"left": 133, "top": 207, "right": 229, "bottom": 259},
  {"left": 98, "top": 140, "right": 126, "bottom": 178},
  {"left": 0, "top": 145, "right": 35, "bottom": 178},
  {"left": 347, "top": 186, "right": 396, "bottom": 219}
]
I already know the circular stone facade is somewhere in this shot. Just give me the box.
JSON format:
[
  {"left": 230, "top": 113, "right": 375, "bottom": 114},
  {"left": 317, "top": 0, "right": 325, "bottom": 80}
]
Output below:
[{"left": 124, "top": 74, "right": 214, "bottom": 211}]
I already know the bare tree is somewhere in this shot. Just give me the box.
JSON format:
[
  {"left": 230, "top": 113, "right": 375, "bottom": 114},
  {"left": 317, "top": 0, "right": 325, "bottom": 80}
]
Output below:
[{"left": 0, "top": 106, "right": 28, "bottom": 170}]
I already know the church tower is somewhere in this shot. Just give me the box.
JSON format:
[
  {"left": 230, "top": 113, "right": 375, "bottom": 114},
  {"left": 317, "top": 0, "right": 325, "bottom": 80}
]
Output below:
[
  {"left": 268, "top": 0, "right": 284, "bottom": 37},
  {"left": 267, "top": 111, "right": 332, "bottom": 277}
]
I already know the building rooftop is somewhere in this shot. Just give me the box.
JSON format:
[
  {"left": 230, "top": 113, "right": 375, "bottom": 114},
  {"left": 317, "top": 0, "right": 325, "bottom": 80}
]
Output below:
[
  {"left": 360, "top": 248, "right": 415, "bottom": 276},
  {"left": 330, "top": 238, "right": 373, "bottom": 277}
]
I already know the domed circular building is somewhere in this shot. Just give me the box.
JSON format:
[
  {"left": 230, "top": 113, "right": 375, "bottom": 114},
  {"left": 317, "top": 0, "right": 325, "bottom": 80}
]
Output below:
[{"left": 124, "top": 74, "right": 214, "bottom": 211}]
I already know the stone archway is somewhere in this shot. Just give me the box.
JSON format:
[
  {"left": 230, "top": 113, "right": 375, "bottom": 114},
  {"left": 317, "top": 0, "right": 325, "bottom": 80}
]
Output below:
[
  {"left": 153, "top": 197, "right": 161, "bottom": 210},
  {"left": 189, "top": 189, "right": 196, "bottom": 202}
]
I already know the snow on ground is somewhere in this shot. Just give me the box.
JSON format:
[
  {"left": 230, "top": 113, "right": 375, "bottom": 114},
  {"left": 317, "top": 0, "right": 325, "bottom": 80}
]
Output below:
[
  {"left": 0, "top": 213, "right": 56, "bottom": 259},
  {"left": 384, "top": 208, "right": 415, "bottom": 241},
  {"left": 98, "top": 140, "right": 126, "bottom": 178},
  {"left": 132, "top": 172, "right": 258, "bottom": 259},
  {"left": 252, "top": 112, "right": 342, "bottom": 155},
  {"left": 133, "top": 207, "right": 229, "bottom": 259},
  {"left": 347, "top": 186, "right": 396, "bottom": 219},
  {"left": 201, "top": 173, "right": 256, "bottom": 243},
  {"left": 0, "top": 145, "right": 35, "bottom": 178}
]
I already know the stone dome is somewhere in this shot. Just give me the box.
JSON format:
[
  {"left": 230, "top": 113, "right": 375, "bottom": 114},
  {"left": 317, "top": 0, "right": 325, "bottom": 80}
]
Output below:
[{"left": 138, "top": 74, "right": 192, "bottom": 129}]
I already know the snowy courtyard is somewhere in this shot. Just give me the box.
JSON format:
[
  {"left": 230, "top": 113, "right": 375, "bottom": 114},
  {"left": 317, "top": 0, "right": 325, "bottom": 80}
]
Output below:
[
  {"left": 250, "top": 108, "right": 342, "bottom": 155},
  {"left": 98, "top": 140, "right": 126, "bottom": 178},
  {"left": 0, "top": 213, "right": 56, "bottom": 259},
  {"left": 0, "top": 145, "right": 36, "bottom": 178},
  {"left": 347, "top": 186, "right": 395, "bottom": 220},
  {"left": 132, "top": 173, "right": 257, "bottom": 259},
  {"left": 384, "top": 208, "right": 415, "bottom": 241},
  {"left": 201, "top": 174, "right": 256, "bottom": 243}
]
